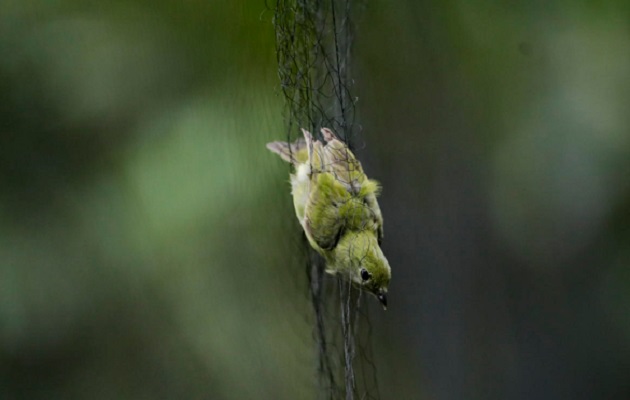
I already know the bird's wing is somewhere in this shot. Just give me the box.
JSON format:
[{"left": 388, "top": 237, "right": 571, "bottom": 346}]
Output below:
[
  {"left": 318, "top": 128, "right": 365, "bottom": 193},
  {"left": 266, "top": 138, "right": 308, "bottom": 165},
  {"left": 304, "top": 174, "right": 383, "bottom": 251},
  {"left": 303, "top": 172, "right": 348, "bottom": 251}
]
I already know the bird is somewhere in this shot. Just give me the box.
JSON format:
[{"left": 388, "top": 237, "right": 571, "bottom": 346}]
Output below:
[{"left": 267, "top": 127, "right": 391, "bottom": 308}]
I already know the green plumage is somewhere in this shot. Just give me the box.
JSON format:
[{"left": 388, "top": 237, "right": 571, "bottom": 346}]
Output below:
[{"left": 267, "top": 128, "right": 391, "bottom": 308}]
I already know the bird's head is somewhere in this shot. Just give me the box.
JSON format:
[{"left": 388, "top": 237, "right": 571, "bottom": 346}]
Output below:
[{"left": 334, "top": 231, "right": 391, "bottom": 309}]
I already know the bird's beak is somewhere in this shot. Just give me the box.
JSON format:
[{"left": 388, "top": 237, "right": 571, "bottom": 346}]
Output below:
[{"left": 377, "top": 293, "right": 387, "bottom": 310}]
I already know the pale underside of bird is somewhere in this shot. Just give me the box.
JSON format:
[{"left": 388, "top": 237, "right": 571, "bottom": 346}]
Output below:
[{"left": 267, "top": 127, "right": 391, "bottom": 309}]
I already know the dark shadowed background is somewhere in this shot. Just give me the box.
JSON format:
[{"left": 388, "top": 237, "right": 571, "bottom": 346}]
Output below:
[{"left": 1, "top": 1, "right": 629, "bottom": 399}]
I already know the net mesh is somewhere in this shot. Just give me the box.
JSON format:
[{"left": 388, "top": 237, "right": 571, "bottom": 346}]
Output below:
[
  {"left": 272, "top": 0, "right": 362, "bottom": 144},
  {"left": 270, "top": 0, "right": 380, "bottom": 399}
]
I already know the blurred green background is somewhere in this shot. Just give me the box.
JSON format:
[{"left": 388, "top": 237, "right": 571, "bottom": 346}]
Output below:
[{"left": 1, "top": 1, "right": 629, "bottom": 399}]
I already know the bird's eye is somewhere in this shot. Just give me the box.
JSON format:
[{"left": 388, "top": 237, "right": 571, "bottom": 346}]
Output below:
[{"left": 360, "top": 268, "right": 371, "bottom": 281}]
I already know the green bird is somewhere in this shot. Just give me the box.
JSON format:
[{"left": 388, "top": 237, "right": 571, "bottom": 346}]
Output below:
[{"left": 267, "top": 128, "right": 391, "bottom": 308}]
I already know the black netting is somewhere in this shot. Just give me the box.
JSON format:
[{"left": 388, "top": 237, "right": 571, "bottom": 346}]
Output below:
[{"left": 269, "top": 1, "right": 380, "bottom": 399}]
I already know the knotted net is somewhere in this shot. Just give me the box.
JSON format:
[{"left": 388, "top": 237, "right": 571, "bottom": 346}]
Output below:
[{"left": 270, "top": 1, "right": 381, "bottom": 399}]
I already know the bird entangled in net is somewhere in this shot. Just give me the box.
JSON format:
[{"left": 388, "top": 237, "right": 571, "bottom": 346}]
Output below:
[{"left": 270, "top": 0, "right": 381, "bottom": 399}]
